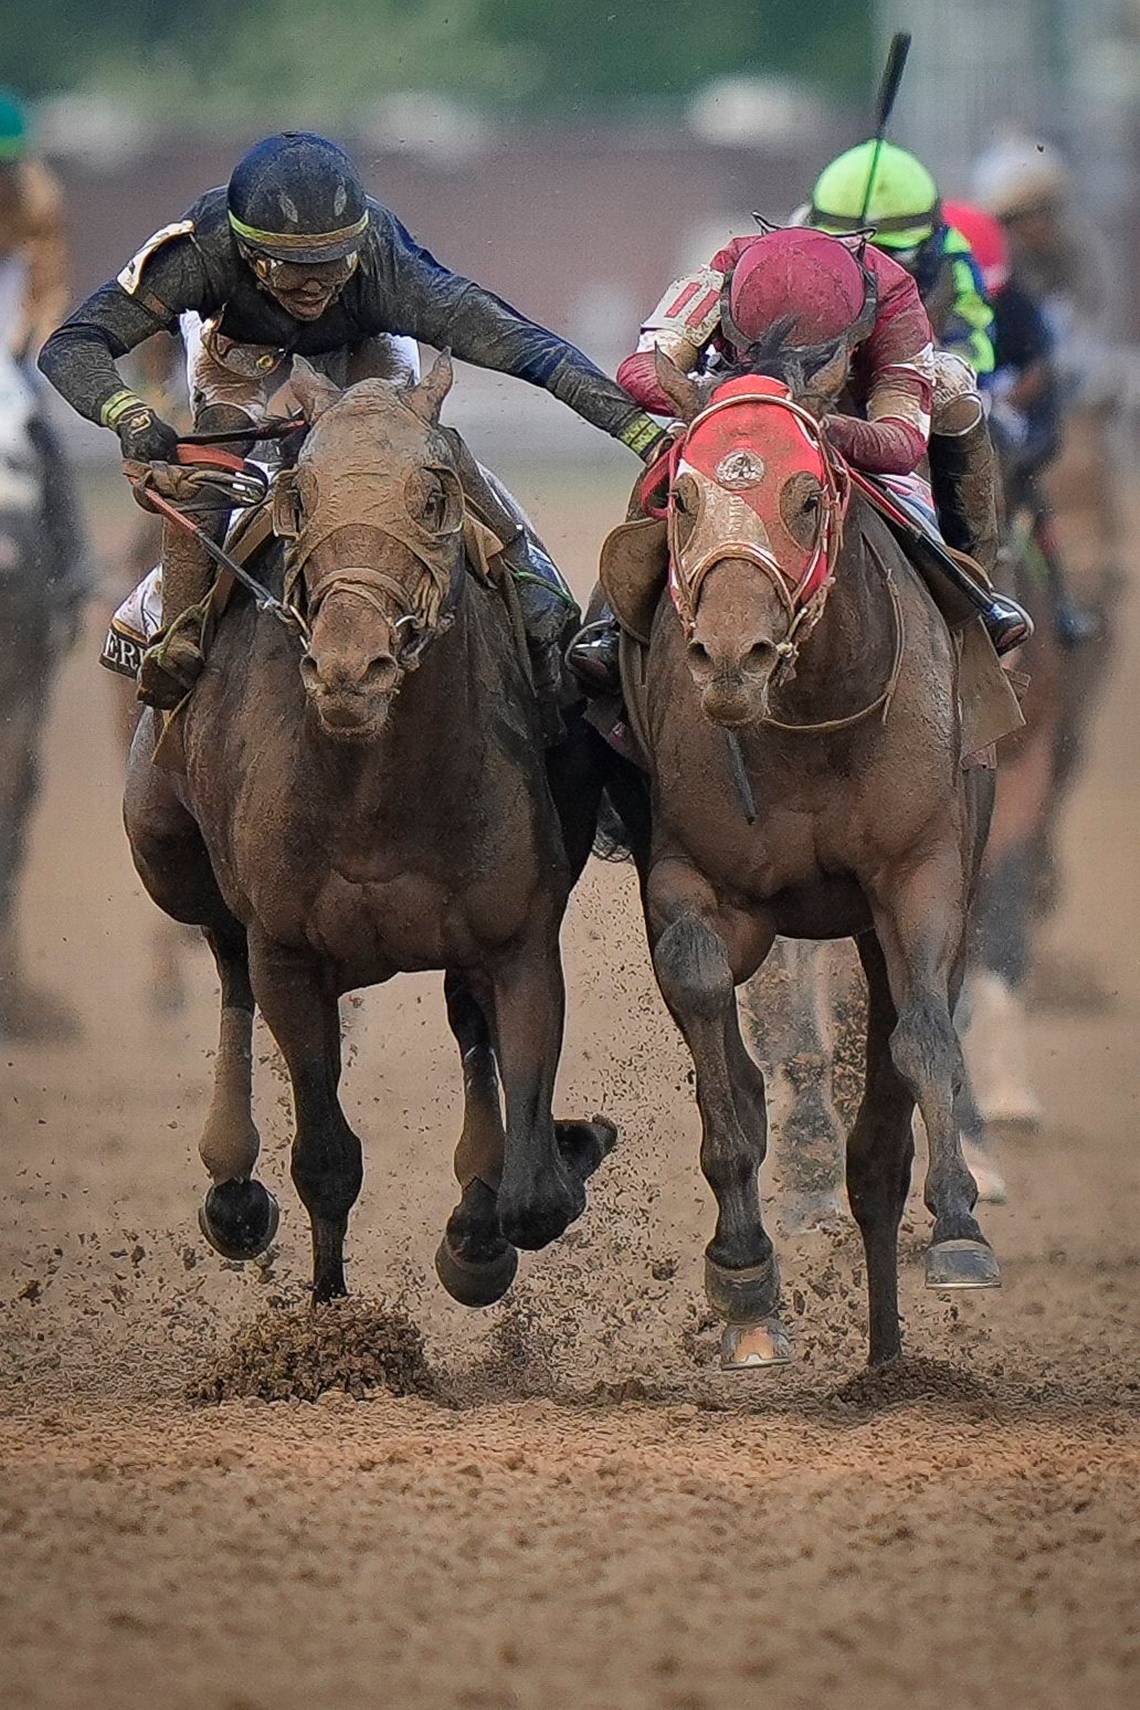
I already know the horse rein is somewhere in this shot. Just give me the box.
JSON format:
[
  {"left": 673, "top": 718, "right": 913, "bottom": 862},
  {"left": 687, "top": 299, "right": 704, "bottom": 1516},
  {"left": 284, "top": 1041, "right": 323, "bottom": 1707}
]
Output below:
[
  {"left": 665, "top": 385, "right": 850, "bottom": 677},
  {"left": 125, "top": 444, "right": 312, "bottom": 644}
]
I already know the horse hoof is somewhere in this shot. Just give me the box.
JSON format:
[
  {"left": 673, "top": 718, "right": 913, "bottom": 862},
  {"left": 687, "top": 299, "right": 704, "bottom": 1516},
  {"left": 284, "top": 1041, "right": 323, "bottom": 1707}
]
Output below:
[
  {"left": 704, "top": 1252, "right": 781, "bottom": 1323},
  {"left": 962, "top": 1139, "right": 1008, "bottom": 1205},
  {"left": 555, "top": 1115, "right": 618, "bottom": 1183},
  {"left": 926, "top": 1238, "right": 1001, "bottom": 1290},
  {"left": 199, "top": 1179, "right": 280, "bottom": 1261},
  {"left": 720, "top": 1318, "right": 792, "bottom": 1369},
  {"left": 434, "top": 1238, "right": 518, "bottom": 1308}
]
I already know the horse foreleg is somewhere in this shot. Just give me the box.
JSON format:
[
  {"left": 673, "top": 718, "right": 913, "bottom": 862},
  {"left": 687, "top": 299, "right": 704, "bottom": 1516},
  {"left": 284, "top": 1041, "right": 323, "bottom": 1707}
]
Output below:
[
  {"left": 847, "top": 932, "right": 916, "bottom": 1366},
  {"left": 248, "top": 934, "right": 362, "bottom": 1302},
  {"left": 490, "top": 926, "right": 584, "bottom": 1253},
  {"left": 870, "top": 852, "right": 1000, "bottom": 1292},
  {"left": 650, "top": 878, "right": 788, "bottom": 1367},
  {"left": 196, "top": 924, "right": 279, "bottom": 1262},
  {"left": 435, "top": 971, "right": 518, "bottom": 1307}
]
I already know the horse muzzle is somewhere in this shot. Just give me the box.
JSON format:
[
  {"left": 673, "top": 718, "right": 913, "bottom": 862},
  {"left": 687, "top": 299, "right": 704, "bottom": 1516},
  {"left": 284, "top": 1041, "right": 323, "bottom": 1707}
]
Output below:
[
  {"left": 688, "top": 635, "right": 784, "bottom": 729},
  {"left": 301, "top": 649, "right": 404, "bottom": 742}
]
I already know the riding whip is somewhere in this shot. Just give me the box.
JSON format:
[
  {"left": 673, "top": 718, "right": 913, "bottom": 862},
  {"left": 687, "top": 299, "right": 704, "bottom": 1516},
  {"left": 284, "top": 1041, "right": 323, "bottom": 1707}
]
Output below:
[{"left": 857, "top": 31, "right": 912, "bottom": 226}]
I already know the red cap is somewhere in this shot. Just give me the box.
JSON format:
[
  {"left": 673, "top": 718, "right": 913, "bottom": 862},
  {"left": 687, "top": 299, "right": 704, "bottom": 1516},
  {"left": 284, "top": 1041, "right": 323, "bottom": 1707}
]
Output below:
[
  {"left": 942, "top": 200, "right": 1010, "bottom": 294},
  {"left": 728, "top": 229, "right": 868, "bottom": 349}
]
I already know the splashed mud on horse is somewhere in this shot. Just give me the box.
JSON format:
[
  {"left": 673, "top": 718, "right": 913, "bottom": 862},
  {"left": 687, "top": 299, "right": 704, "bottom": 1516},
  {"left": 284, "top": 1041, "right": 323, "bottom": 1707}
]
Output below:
[
  {"left": 124, "top": 354, "right": 614, "bottom": 1302},
  {"left": 598, "top": 341, "right": 1015, "bottom": 1368}
]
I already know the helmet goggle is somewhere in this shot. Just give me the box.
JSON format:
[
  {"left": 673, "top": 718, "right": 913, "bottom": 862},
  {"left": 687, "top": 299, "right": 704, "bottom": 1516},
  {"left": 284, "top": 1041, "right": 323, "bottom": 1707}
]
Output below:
[{"left": 243, "top": 247, "right": 360, "bottom": 292}]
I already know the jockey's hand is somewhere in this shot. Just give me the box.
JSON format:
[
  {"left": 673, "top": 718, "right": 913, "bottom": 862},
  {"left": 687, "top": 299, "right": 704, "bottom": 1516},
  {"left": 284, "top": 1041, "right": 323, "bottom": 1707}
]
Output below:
[
  {"left": 639, "top": 420, "right": 685, "bottom": 466},
  {"left": 116, "top": 404, "right": 180, "bottom": 465}
]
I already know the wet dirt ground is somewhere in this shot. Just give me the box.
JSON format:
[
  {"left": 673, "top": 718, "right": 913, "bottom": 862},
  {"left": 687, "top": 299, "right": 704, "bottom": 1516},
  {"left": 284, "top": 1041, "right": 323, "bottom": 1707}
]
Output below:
[{"left": 2, "top": 469, "right": 1138, "bottom": 1709}]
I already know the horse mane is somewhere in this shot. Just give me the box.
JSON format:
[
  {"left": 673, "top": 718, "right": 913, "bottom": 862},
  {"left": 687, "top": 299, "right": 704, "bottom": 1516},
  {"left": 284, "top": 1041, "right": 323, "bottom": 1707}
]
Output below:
[{"left": 722, "top": 318, "right": 850, "bottom": 406}]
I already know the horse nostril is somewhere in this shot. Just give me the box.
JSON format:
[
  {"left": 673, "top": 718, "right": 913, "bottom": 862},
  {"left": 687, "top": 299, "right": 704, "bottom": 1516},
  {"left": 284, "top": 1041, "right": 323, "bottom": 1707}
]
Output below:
[
  {"left": 362, "top": 652, "right": 399, "bottom": 691},
  {"left": 744, "top": 640, "right": 776, "bottom": 672},
  {"left": 300, "top": 653, "right": 319, "bottom": 684},
  {"left": 687, "top": 639, "right": 712, "bottom": 670}
]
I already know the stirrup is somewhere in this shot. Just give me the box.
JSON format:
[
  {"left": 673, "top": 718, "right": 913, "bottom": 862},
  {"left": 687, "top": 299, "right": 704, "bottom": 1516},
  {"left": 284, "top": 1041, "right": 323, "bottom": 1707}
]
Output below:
[
  {"left": 982, "top": 594, "right": 1033, "bottom": 657},
  {"left": 566, "top": 619, "right": 621, "bottom": 694}
]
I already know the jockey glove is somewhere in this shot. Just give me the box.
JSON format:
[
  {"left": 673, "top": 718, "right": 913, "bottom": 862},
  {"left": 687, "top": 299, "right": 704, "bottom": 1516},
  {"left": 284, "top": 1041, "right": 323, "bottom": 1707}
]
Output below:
[{"left": 115, "top": 404, "right": 180, "bottom": 465}]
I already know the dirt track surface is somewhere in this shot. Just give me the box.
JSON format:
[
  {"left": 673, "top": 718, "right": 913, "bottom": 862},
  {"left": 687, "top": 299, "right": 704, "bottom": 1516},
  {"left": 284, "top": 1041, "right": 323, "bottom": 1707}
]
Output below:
[{"left": 3, "top": 470, "right": 1138, "bottom": 1709}]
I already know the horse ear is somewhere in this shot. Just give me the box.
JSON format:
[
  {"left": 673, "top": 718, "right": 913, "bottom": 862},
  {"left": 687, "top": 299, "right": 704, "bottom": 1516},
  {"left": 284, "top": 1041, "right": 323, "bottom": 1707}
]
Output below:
[
  {"left": 406, "top": 348, "right": 454, "bottom": 423},
  {"left": 290, "top": 357, "right": 342, "bottom": 423},
  {"left": 653, "top": 347, "right": 702, "bottom": 421},
  {"left": 799, "top": 338, "right": 851, "bottom": 416}
]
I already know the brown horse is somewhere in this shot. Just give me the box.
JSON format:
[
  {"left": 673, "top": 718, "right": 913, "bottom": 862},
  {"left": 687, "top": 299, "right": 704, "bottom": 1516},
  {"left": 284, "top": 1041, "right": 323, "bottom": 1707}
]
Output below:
[
  {"left": 123, "top": 353, "right": 612, "bottom": 1303},
  {"left": 607, "top": 346, "right": 1002, "bottom": 1369}
]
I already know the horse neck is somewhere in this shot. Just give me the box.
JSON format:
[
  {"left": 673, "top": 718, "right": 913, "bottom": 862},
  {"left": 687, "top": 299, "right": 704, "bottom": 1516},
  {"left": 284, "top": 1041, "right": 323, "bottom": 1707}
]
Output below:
[{"left": 769, "top": 501, "right": 897, "bottom": 725}]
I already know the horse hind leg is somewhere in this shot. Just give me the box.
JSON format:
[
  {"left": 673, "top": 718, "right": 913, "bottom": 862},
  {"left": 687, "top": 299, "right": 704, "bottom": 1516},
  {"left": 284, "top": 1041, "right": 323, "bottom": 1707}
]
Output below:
[
  {"left": 248, "top": 935, "right": 362, "bottom": 1302},
  {"left": 196, "top": 924, "right": 279, "bottom": 1262},
  {"left": 847, "top": 932, "right": 916, "bottom": 1366},
  {"left": 651, "top": 900, "right": 789, "bottom": 1369},
  {"left": 871, "top": 859, "right": 1000, "bottom": 1293},
  {"left": 435, "top": 972, "right": 518, "bottom": 1307},
  {"left": 744, "top": 939, "right": 846, "bottom": 1232}
]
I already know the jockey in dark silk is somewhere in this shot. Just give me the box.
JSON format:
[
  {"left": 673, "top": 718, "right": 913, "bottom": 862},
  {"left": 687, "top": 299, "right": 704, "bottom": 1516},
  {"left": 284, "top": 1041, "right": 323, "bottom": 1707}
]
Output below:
[{"left": 39, "top": 132, "right": 665, "bottom": 715}]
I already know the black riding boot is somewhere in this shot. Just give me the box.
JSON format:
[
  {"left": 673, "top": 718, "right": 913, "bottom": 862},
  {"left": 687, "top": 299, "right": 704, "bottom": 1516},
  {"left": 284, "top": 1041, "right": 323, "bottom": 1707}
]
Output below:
[
  {"left": 929, "top": 418, "right": 1032, "bottom": 656},
  {"left": 499, "top": 530, "right": 580, "bottom": 744},
  {"left": 138, "top": 405, "right": 255, "bottom": 710}
]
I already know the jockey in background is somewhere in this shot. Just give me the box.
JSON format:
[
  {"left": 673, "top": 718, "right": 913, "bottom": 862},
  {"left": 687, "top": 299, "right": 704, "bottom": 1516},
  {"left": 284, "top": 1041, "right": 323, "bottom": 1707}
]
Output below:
[
  {"left": 38, "top": 131, "right": 665, "bottom": 715},
  {"left": 569, "top": 224, "right": 1028, "bottom": 690},
  {"left": 972, "top": 133, "right": 1126, "bottom": 589},
  {"left": 944, "top": 198, "right": 1098, "bottom": 647},
  {"left": 810, "top": 140, "right": 996, "bottom": 381},
  {"left": 0, "top": 88, "right": 87, "bottom": 608}
]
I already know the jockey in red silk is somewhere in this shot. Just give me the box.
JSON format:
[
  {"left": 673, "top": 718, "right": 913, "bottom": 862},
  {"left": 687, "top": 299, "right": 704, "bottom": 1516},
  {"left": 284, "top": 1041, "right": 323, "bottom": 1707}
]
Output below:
[
  {"left": 618, "top": 230, "right": 935, "bottom": 478},
  {"left": 568, "top": 228, "right": 1029, "bottom": 690}
]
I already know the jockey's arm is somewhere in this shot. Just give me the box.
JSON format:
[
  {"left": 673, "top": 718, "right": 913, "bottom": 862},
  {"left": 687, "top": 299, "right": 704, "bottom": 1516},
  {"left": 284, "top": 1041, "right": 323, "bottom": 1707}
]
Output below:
[
  {"left": 38, "top": 228, "right": 208, "bottom": 431},
  {"left": 614, "top": 237, "right": 756, "bottom": 413},
  {"left": 935, "top": 233, "right": 996, "bottom": 380},
  {"left": 822, "top": 247, "right": 936, "bottom": 475},
  {"left": 381, "top": 214, "right": 662, "bottom": 458}
]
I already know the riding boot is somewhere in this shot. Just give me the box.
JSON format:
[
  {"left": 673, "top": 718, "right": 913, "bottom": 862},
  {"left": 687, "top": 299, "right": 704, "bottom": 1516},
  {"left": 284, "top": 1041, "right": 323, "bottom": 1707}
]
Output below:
[
  {"left": 1021, "top": 482, "right": 1103, "bottom": 649},
  {"left": 567, "top": 469, "right": 644, "bottom": 696},
  {"left": 441, "top": 429, "right": 580, "bottom": 742},
  {"left": 929, "top": 411, "right": 1032, "bottom": 656},
  {"left": 500, "top": 531, "right": 580, "bottom": 743},
  {"left": 137, "top": 516, "right": 217, "bottom": 709},
  {"left": 138, "top": 405, "right": 255, "bottom": 710}
]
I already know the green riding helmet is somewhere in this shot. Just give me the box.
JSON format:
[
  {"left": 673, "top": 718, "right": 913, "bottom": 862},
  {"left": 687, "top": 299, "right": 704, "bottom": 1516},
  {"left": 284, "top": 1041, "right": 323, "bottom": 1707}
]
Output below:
[
  {"left": 810, "top": 140, "right": 940, "bottom": 253},
  {"left": 0, "top": 89, "right": 28, "bottom": 161}
]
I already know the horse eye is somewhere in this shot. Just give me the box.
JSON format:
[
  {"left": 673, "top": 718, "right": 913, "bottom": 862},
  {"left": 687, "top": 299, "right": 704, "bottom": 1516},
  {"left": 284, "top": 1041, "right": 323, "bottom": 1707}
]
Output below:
[
  {"left": 802, "top": 492, "right": 821, "bottom": 514},
  {"left": 672, "top": 488, "right": 689, "bottom": 515},
  {"left": 421, "top": 484, "right": 445, "bottom": 527}
]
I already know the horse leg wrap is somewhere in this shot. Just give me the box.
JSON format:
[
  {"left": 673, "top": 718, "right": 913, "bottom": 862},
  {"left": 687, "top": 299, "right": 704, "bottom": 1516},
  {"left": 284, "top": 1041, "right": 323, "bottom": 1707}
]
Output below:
[{"left": 704, "top": 1251, "right": 781, "bottom": 1324}]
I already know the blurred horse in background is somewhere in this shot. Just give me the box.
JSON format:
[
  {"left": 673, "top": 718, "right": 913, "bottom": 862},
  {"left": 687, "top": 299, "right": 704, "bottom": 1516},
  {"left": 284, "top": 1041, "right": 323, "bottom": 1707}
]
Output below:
[{"left": 0, "top": 345, "right": 85, "bottom": 1040}]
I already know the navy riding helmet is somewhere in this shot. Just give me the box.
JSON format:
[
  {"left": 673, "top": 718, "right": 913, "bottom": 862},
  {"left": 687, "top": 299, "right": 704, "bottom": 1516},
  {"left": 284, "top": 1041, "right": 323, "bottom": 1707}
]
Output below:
[{"left": 227, "top": 133, "right": 370, "bottom": 264}]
